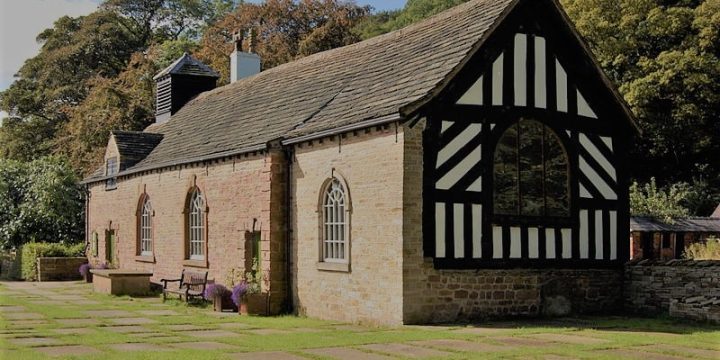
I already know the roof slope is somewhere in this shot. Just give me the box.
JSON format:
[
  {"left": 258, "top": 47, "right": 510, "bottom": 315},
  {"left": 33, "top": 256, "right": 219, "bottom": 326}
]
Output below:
[
  {"left": 631, "top": 217, "right": 720, "bottom": 233},
  {"left": 153, "top": 53, "right": 220, "bottom": 80},
  {"left": 117, "top": 0, "right": 515, "bottom": 176},
  {"left": 112, "top": 131, "right": 164, "bottom": 170}
]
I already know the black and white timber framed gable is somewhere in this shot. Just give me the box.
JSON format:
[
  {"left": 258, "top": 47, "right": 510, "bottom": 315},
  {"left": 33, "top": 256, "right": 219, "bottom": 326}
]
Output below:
[{"left": 413, "top": 0, "right": 638, "bottom": 269}]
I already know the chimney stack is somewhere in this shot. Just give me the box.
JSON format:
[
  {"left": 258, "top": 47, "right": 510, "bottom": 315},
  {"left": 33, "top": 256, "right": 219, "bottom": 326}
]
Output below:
[{"left": 230, "top": 29, "right": 261, "bottom": 83}]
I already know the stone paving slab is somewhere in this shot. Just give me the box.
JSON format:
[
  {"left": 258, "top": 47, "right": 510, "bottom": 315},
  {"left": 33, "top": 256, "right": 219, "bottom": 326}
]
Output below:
[
  {"left": 171, "top": 341, "right": 239, "bottom": 350},
  {"left": 74, "top": 300, "right": 101, "bottom": 305},
  {"left": 455, "top": 326, "right": 514, "bottom": 336},
  {"left": 103, "top": 325, "right": 151, "bottom": 333},
  {"left": 108, "top": 343, "right": 174, "bottom": 352},
  {"left": 231, "top": 351, "right": 309, "bottom": 360},
  {"left": 53, "top": 328, "right": 94, "bottom": 335},
  {"left": 85, "top": 310, "right": 135, "bottom": 317},
  {"left": 409, "top": 339, "right": 509, "bottom": 352},
  {"left": 4, "top": 312, "right": 45, "bottom": 320},
  {"left": 109, "top": 317, "right": 158, "bottom": 325},
  {"left": 218, "top": 322, "right": 253, "bottom": 329},
  {"left": 183, "top": 329, "right": 241, "bottom": 338},
  {"left": 304, "top": 347, "right": 393, "bottom": 360},
  {"left": 527, "top": 333, "right": 609, "bottom": 345},
  {"left": 9, "top": 337, "right": 62, "bottom": 347},
  {"left": 246, "top": 328, "right": 292, "bottom": 335},
  {"left": 137, "top": 309, "right": 180, "bottom": 316},
  {"left": 34, "top": 345, "right": 102, "bottom": 357},
  {"left": 636, "top": 344, "right": 720, "bottom": 359},
  {"left": 29, "top": 300, "right": 68, "bottom": 306},
  {"left": 491, "top": 336, "right": 552, "bottom": 347},
  {"left": 54, "top": 295, "right": 86, "bottom": 301},
  {"left": 600, "top": 349, "right": 686, "bottom": 360},
  {"left": 360, "top": 343, "right": 452, "bottom": 358},
  {"left": 162, "top": 324, "right": 209, "bottom": 331},
  {"left": 0, "top": 305, "right": 26, "bottom": 312},
  {"left": 55, "top": 318, "right": 101, "bottom": 326},
  {"left": 9, "top": 320, "right": 48, "bottom": 328}
]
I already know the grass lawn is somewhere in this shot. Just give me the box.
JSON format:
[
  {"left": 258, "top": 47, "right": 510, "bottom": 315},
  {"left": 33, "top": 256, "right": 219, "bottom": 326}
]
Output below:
[{"left": 1, "top": 281, "right": 719, "bottom": 360}]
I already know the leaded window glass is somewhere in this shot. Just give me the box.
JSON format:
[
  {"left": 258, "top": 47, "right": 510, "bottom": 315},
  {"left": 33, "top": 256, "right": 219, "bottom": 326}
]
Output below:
[
  {"left": 494, "top": 119, "right": 570, "bottom": 217},
  {"left": 188, "top": 189, "right": 205, "bottom": 260},
  {"left": 322, "top": 179, "right": 348, "bottom": 262},
  {"left": 140, "top": 198, "right": 153, "bottom": 256}
]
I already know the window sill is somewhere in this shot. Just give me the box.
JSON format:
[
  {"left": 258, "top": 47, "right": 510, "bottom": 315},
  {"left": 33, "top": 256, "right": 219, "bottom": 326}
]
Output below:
[
  {"left": 135, "top": 255, "right": 155, "bottom": 263},
  {"left": 316, "top": 262, "right": 350, "bottom": 273},
  {"left": 183, "top": 259, "right": 208, "bottom": 268}
]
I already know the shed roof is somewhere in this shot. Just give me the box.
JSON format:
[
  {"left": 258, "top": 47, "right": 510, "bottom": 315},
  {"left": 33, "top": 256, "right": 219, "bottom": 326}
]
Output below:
[{"left": 630, "top": 217, "right": 720, "bottom": 233}]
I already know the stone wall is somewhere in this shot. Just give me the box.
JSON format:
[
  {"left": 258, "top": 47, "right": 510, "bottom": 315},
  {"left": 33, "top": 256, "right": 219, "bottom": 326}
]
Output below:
[
  {"left": 37, "top": 257, "right": 87, "bottom": 281},
  {"left": 0, "top": 251, "right": 20, "bottom": 280},
  {"left": 624, "top": 260, "right": 720, "bottom": 321},
  {"left": 291, "top": 125, "right": 405, "bottom": 326},
  {"left": 87, "top": 149, "right": 287, "bottom": 314}
]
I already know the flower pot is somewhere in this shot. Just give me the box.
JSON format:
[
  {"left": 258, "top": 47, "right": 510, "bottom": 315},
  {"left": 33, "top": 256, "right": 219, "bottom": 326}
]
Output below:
[
  {"left": 245, "top": 293, "right": 269, "bottom": 316},
  {"left": 83, "top": 273, "right": 93, "bottom": 283},
  {"left": 213, "top": 294, "right": 237, "bottom": 312},
  {"left": 238, "top": 301, "right": 248, "bottom": 315}
]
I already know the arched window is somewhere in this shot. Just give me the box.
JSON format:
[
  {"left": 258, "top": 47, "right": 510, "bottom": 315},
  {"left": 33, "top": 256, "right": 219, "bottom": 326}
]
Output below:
[
  {"left": 494, "top": 119, "right": 570, "bottom": 217},
  {"left": 187, "top": 188, "right": 206, "bottom": 260},
  {"left": 139, "top": 197, "right": 153, "bottom": 256},
  {"left": 322, "top": 178, "right": 349, "bottom": 262}
]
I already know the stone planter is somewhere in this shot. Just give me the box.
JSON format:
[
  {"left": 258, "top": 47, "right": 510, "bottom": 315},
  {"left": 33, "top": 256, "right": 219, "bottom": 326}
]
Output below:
[
  {"left": 82, "top": 272, "right": 93, "bottom": 283},
  {"left": 213, "top": 294, "right": 237, "bottom": 312},
  {"left": 244, "top": 293, "right": 269, "bottom": 316}
]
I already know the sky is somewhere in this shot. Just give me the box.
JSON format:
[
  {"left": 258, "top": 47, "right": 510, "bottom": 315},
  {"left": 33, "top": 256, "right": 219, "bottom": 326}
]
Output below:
[{"left": 0, "top": 0, "right": 407, "bottom": 120}]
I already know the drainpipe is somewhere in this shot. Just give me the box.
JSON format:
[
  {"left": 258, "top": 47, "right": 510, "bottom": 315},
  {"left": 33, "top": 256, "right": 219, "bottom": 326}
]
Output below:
[
  {"left": 284, "top": 146, "right": 294, "bottom": 314},
  {"left": 84, "top": 184, "right": 90, "bottom": 256}
]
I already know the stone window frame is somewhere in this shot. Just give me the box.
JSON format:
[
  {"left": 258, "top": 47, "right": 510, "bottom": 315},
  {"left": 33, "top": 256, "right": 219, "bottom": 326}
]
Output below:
[
  {"left": 183, "top": 185, "right": 209, "bottom": 268},
  {"left": 135, "top": 193, "right": 155, "bottom": 263},
  {"left": 316, "top": 171, "right": 352, "bottom": 273}
]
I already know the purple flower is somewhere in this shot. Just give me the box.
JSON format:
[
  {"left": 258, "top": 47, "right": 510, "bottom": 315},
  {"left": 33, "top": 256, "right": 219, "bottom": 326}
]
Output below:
[
  {"left": 203, "top": 283, "right": 229, "bottom": 300},
  {"left": 231, "top": 282, "right": 248, "bottom": 307},
  {"left": 97, "top": 262, "right": 108, "bottom": 269},
  {"left": 78, "top": 263, "right": 91, "bottom": 277}
]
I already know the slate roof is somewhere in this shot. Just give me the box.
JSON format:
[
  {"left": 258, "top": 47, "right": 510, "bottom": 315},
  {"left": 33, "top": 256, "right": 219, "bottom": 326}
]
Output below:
[
  {"left": 153, "top": 53, "right": 220, "bottom": 80},
  {"left": 111, "top": 131, "right": 164, "bottom": 171},
  {"left": 630, "top": 217, "right": 720, "bottom": 233}
]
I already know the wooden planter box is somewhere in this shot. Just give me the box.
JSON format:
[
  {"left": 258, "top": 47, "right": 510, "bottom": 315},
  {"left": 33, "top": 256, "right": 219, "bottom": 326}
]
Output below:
[
  {"left": 240, "top": 293, "right": 269, "bottom": 316},
  {"left": 213, "top": 294, "right": 237, "bottom": 312}
]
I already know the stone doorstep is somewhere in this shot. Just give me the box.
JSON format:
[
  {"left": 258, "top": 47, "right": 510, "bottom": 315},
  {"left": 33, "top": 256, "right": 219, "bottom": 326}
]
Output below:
[
  {"left": 303, "top": 347, "right": 392, "bottom": 360},
  {"left": 33, "top": 345, "right": 101, "bottom": 357},
  {"left": 636, "top": 344, "right": 720, "bottom": 359},
  {"left": 230, "top": 351, "right": 309, "bottom": 360},
  {"left": 408, "top": 339, "right": 509, "bottom": 353},
  {"left": 600, "top": 349, "right": 686, "bottom": 360},
  {"left": 107, "top": 343, "right": 174, "bottom": 352},
  {"left": 359, "top": 343, "right": 452, "bottom": 358},
  {"left": 170, "top": 341, "right": 239, "bottom": 350},
  {"left": 9, "top": 337, "right": 62, "bottom": 347},
  {"left": 526, "top": 333, "right": 610, "bottom": 345}
]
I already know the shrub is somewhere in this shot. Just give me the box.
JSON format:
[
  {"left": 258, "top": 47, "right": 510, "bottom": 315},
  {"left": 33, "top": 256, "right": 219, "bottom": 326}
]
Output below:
[
  {"left": 78, "top": 263, "right": 91, "bottom": 277},
  {"left": 231, "top": 282, "right": 248, "bottom": 307},
  {"left": 20, "top": 242, "right": 86, "bottom": 281},
  {"left": 203, "top": 283, "right": 230, "bottom": 301},
  {"left": 683, "top": 238, "right": 720, "bottom": 260}
]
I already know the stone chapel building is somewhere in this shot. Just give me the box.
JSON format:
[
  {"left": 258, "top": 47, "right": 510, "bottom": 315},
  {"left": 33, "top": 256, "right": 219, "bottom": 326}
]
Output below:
[{"left": 83, "top": 0, "right": 638, "bottom": 325}]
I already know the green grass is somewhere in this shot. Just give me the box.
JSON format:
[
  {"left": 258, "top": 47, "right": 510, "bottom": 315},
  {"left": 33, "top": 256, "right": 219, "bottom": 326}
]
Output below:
[{"left": 1, "top": 281, "right": 719, "bottom": 360}]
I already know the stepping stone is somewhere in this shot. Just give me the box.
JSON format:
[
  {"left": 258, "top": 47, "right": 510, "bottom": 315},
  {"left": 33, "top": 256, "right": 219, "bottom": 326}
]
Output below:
[
  {"left": 103, "top": 325, "right": 151, "bottom": 333},
  {"left": 109, "top": 317, "right": 158, "bottom": 325},
  {"left": 528, "top": 333, "right": 609, "bottom": 345},
  {"left": 171, "top": 341, "right": 238, "bottom": 350},
  {"left": 456, "top": 327, "right": 512, "bottom": 335},
  {"left": 56, "top": 318, "right": 100, "bottom": 326},
  {"left": 54, "top": 295, "right": 86, "bottom": 301},
  {"left": 637, "top": 344, "right": 720, "bottom": 359},
  {"left": 600, "top": 349, "right": 685, "bottom": 360},
  {"left": 360, "top": 343, "right": 452, "bottom": 358},
  {"left": 304, "top": 347, "right": 391, "bottom": 360},
  {"left": 9, "top": 320, "right": 48, "bottom": 328},
  {"left": 53, "top": 328, "right": 94, "bottom": 335},
  {"left": 30, "top": 300, "right": 67, "bottom": 306},
  {"left": 218, "top": 323, "right": 253, "bottom": 329},
  {"left": 293, "top": 327, "right": 325, "bottom": 333},
  {"left": 85, "top": 310, "right": 135, "bottom": 317},
  {"left": 138, "top": 310, "right": 179, "bottom": 316},
  {"left": 108, "top": 343, "right": 172, "bottom": 352},
  {"left": 409, "top": 339, "right": 508, "bottom": 352},
  {"left": 129, "top": 332, "right": 169, "bottom": 338},
  {"left": 34, "top": 345, "right": 101, "bottom": 357},
  {"left": 183, "top": 330, "right": 240, "bottom": 338},
  {"left": 0, "top": 306, "right": 26, "bottom": 312},
  {"left": 163, "top": 324, "right": 208, "bottom": 331},
  {"left": 4, "top": 312, "right": 44, "bottom": 320},
  {"left": 491, "top": 336, "right": 551, "bottom": 347},
  {"left": 231, "top": 351, "right": 308, "bottom": 360},
  {"left": 246, "top": 329, "right": 290, "bottom": 335},
  {"left": 74, "top": 300, "right": 100, "bottom": 305},
  {"left": 9, "top": 337, "right": 61, "bottom": 347}
]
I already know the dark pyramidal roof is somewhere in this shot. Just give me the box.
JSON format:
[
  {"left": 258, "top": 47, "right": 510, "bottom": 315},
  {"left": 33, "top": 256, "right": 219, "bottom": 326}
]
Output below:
[
  {"left": 85, "top": 0, "right": 518, "bottom": 182},
  {"left": 153, "top": 53, "right": 220, "bottom": 80}
]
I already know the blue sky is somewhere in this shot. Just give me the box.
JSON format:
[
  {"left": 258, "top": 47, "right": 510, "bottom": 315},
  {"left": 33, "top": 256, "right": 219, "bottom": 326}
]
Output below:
[{"left": 0, "top": 0, "right": 408, "bottom": 109}]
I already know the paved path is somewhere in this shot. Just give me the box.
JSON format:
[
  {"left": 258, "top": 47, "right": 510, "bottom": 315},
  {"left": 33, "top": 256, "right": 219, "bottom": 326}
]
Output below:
[{"left": 1, "top": 281, "right": 718, "bottom": 360}]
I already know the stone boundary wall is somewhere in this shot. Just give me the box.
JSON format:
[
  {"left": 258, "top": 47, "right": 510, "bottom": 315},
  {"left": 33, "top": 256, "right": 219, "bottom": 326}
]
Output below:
[
  {"left": 37, "top": 257, "right": 87, "bottom": 281},
  {"left": 625, "top": 259, "right": 720, "bottom": 323}
]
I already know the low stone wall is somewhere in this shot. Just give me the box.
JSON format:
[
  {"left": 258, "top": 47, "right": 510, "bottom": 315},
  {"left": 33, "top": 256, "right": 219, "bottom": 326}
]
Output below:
[
  {"left": 0, "top": 251, "right": 20, "bottom": 280},
  {"left": 406, "top": 264, "right": 624, "bottom": 324},
  {"left": 37, "top": 257, "right": 87, "bottom": 281},
  {"left": 624, "top": 259, "right": 720, "bottom": 323}
]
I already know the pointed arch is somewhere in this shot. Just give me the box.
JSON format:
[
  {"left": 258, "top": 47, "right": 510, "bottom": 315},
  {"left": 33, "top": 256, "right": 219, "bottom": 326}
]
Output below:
[
  {"left": 184, "top": 186, "right": 208, "bottom": 264},
  {"left": 136, "top": 192, "right": 154, "bottom": 257},
  {"left": 318, "top": 172, "right": 352, "bottom": 270}
]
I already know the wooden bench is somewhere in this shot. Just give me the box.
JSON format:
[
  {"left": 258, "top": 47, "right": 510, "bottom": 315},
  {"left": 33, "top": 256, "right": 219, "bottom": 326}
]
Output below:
[
  {"left": 90, "top": 269, "right": 153, "bottom": 296},
  {"left": 161, "top": 269, "right": 208, "bottom": 302}
]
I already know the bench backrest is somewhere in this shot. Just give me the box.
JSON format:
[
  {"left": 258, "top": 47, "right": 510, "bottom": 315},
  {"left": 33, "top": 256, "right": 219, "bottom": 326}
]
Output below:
[{"left": 180, "top": 269, "right": 208, "bottom": 293}]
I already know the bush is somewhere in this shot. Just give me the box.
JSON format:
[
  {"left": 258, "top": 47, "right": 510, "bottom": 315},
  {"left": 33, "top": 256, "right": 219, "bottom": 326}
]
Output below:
[
  {"left": 683, "top": 238, "right": 720, "bottom": 260},
  {"left": 20, "top": 242, "right": 85, "bottom": 281}
]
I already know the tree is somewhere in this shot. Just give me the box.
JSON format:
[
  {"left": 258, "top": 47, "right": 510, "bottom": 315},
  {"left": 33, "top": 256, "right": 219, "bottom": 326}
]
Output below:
[
  {"left": 0, "top": 157, "right": 85, "bottom": 249},
  {"left": 197, "top": 0, "right": 370, "bottom": 84},
  {"left": 630, "top": 178, "right": 690, "bottom": 223},
  {"left": 354, "top": 0, "right": 469, "bottom": 40}
]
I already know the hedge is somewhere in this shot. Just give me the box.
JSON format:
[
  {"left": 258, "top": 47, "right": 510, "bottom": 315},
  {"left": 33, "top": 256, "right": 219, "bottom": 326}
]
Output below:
[{"left": 20, "top": 242, "right": 85, "bottom": 281}]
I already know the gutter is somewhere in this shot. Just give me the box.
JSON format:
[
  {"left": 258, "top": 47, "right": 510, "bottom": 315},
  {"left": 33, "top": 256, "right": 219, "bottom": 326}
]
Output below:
[{"left": 281, "top": 113, "right": 403, "bottom": 146}]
